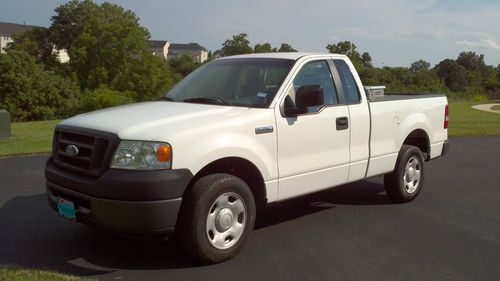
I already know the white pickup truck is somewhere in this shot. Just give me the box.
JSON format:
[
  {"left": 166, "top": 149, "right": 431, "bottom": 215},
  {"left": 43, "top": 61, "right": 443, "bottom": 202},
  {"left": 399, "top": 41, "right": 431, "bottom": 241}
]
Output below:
[{"left": 46, "top": 53, "right": 449, "bottom": 263}]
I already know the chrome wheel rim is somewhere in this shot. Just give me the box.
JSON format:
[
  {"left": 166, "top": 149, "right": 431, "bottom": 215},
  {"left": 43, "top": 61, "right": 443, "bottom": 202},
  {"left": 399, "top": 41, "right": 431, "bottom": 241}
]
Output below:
[
  {"left": 404, "top": 156, "right": 421, "bottom": 194},
  {"left": 206, "top": 192, "right": 246, "bottom": 250}
]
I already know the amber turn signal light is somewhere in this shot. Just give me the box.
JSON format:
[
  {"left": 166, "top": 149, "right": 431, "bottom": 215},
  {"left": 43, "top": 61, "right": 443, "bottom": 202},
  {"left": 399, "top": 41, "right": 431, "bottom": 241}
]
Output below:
[{"left": 157, "top": 145, "right": 172, "bottom": 162}]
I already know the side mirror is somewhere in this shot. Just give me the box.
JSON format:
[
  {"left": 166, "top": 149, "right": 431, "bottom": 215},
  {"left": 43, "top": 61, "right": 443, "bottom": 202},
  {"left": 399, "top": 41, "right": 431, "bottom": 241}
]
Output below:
[{"left": 284, "top": 85, "right": 324, "bottom": 116}]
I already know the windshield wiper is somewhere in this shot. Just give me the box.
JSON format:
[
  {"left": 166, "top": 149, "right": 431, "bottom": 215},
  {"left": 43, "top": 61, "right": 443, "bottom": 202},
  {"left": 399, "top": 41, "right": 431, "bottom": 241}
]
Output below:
[
  {"left": 159, "top": 95, "right": 174, "bottom": 101},
  {"left": 182, "top": 97, "right": 233, "bottom": 106}
]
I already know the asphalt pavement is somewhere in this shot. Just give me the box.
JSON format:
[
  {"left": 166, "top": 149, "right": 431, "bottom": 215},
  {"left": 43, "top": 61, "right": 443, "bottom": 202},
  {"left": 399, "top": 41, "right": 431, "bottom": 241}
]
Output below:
[{"left": 0, "top": 137, "right": 499, "bottom": 281}]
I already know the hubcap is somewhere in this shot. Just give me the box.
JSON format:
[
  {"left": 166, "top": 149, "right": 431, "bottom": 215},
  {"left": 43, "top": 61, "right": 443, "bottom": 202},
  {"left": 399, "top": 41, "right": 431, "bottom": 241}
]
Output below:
[
  {"left": 206, "top": 192, "right": 246, "bottom": 249},
  {"left": 404, "top": 156, "right": 421, "bottom": 193}
]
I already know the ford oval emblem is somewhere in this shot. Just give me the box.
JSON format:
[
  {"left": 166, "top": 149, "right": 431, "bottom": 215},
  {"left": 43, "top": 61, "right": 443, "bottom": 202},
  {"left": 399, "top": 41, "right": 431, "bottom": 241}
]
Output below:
[{"left": 65, "top": 144, "right": 79, "bottom": 157}]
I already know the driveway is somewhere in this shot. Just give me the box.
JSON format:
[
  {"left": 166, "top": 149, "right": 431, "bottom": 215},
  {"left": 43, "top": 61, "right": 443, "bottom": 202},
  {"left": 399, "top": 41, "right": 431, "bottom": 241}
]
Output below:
[{"left": 0, "top": 137, "right": 499, "bottom": 281}]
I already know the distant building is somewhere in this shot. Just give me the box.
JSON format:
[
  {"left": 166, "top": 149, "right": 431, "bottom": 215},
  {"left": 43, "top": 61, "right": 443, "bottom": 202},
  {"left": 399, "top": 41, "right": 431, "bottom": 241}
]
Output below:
[
  {"left": 149, "top": 40, "right": 208, "bottom": 63},
  {"left": 0, "top": 22, "right": 37, "bottom": 53},
  {"left": 149, "top": 40, "right": 170, "bottom": 60},
  {"left": 213, "top": 50, "right": 223, "bottom": 60},
  {"left": 0, "top": 21, "right": 69, "bottom": 63},
  {"left": 169, "top": 43, "right": 208, "bottom": 63}
]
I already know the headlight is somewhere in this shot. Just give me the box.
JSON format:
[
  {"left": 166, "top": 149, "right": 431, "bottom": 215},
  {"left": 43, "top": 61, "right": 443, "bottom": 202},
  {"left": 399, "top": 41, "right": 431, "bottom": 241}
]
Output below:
[{"left": 111, "top": 141, "right": 172, "bottom": 170}]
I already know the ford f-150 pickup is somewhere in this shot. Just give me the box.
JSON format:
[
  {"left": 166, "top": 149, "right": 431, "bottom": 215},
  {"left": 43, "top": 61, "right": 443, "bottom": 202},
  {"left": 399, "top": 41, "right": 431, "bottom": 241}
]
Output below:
[{"left": 45, "top": 53, "right": 449, "bottom": 263}]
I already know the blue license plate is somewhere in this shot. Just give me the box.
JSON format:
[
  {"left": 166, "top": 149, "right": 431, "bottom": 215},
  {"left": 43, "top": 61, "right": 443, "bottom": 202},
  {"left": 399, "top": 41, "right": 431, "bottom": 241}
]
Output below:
[{"left": 57, "top": 198, "right": 76, "bottom": 220}]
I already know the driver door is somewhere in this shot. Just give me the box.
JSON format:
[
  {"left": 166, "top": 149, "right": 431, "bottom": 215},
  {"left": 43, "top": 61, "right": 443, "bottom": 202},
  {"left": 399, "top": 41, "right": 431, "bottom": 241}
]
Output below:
[{"left": 275, "top": 59, "right": 350, "bottom": 200}]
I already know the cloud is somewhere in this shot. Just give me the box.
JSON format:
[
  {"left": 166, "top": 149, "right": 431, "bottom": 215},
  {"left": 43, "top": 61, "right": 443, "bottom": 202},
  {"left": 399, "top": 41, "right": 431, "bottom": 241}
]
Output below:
[
  {"left": 457, "top": 39, "right": 500, "bottom": 50},
  {"left": 456, "top": 32, "right": 500, "bottom": 50},
  {"left": 398, "top": 27, "right": 448, "bottom": 40},
  {"left": 331, "top": 27, "right": 377, "bottom": 39}
]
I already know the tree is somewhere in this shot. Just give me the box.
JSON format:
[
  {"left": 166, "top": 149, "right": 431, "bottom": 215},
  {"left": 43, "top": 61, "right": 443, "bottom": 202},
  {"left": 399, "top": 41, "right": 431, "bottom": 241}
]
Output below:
[
  {"left": 274, "top": 43, "right": 297, "bottom": 52},
  {"left": 48, "top": 0, "right": 176, "bottom": 100},
  {"left": 6, "top": 27, "right": 62, "bottom": 72},
  {"left": 326, "top": 41, "right": 360, "bottom": 59},
  {"left": 326, "top": 41, "right": 364, "bottom": 69},
  {"left": 361, "top": 52, "right": 373, "bottom": 68},
  {"left": 456, "top": 51, "right": 485, "bottom": 72},
  {"left": 169, "top": 54, "right": 200, "bottom": 77},
  {"left": 254, "top": 43, "right": 273, "bottom": 53},
  {"left": 221, "top": 33, "right": 252, "bottom": 56},
  {"left": 435, "top": 59, "right": 468, "bottom": 92},
  {"left": 410, "top": 60, "right": 431, "bottom": 73},
  {"left": 0, "top": 51, "right": 79, "bottom": 121}
]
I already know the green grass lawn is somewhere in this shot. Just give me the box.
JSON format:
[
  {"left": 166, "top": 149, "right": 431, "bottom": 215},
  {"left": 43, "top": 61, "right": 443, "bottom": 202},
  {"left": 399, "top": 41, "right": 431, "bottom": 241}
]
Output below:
[
  {"left": 0, "top": 119, "right": 59, "bottom": 157},
  {"left": 0, "top": 265, "right": 88, "bottom": 281},
  {"left": 491, "top": 104, "right": 500, "bottom": 110},
  {"left": 0, "top": 102, "right": 499, "bottom": 157},
  {"left": 449, "top": 102, "right": 500, "bottom": 137}
]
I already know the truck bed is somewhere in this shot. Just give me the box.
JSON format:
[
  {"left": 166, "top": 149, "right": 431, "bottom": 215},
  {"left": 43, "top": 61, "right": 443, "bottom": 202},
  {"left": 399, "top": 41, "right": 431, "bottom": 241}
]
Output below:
[
  {"left": 365, "top": 93, "right": 448, "bottom": 177},
  {"left": 368, "top": 93, "right": 445, "bottom": 102}
]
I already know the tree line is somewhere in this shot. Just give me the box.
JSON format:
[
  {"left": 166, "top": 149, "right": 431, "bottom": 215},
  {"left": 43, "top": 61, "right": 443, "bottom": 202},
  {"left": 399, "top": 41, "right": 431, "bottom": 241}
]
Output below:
[{"left": 1, "top": 0, "right": 499, "bottom": 122}]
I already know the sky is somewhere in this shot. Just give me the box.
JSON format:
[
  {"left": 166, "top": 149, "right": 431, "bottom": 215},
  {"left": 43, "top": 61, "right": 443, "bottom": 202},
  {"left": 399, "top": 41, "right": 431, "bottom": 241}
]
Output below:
[{"left": 1, "top": 0, "right": 499, "bottom": 67}]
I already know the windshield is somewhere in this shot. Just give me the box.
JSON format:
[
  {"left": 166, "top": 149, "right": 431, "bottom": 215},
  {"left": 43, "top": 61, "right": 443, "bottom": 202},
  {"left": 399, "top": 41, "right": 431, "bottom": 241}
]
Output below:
[{"left": 165, "top": 58, "right": 295, "bottom": 107}]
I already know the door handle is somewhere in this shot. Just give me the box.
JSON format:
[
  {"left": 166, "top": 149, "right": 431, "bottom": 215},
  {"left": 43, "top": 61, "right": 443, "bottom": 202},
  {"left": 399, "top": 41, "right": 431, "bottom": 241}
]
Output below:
[{"left": 336, "top": 116, "right": 349, "bottom": 130}]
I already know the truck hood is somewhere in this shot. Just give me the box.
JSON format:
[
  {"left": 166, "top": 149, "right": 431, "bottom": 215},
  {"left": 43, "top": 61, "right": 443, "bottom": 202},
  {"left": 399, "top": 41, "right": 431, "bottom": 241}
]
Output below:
[{"left": 60, "top": 101, "right": 250, "bottom": 140}]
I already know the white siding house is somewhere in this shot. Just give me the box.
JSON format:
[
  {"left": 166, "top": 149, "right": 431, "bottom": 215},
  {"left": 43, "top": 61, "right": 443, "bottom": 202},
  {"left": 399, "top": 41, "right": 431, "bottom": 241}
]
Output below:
[
  {"left": 149, "top": 41, "right": 208, "bottom": 63},
  {"left": 0, "top": 21, "right": 69, "bottom": 63},
  {"left": 149, "top": 40, "right": 170, "bottom": 60}
]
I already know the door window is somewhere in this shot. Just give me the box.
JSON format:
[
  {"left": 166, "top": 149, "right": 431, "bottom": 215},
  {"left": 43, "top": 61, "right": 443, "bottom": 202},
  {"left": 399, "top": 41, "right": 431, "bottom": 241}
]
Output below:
[{"left": 290, "top": 60, "right": 339, "bottom": 112}]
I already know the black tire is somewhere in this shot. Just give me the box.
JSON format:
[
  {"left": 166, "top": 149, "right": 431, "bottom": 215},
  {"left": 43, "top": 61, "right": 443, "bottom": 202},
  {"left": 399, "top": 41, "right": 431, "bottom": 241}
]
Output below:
[
  {"left": 177, "top": 173, "right": 256, "bottom": 264},
  {"left": 384, "top": 145, "right": 425, "bottom": 203}
]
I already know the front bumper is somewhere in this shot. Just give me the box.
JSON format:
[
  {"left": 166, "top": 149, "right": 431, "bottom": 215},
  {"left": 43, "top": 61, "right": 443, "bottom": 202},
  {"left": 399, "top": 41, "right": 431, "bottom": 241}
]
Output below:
[{"left": 45, "top": 157, "right": 193, "bottom": 238}]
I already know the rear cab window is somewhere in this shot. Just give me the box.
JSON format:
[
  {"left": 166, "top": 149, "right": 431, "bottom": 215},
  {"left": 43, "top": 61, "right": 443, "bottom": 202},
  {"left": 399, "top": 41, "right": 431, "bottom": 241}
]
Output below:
[{"left": 333, "top": 60, "right": 361, "bottom": 104}]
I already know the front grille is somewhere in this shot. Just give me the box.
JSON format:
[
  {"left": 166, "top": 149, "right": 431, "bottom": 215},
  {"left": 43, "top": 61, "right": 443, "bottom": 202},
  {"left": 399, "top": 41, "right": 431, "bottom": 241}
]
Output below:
[{"left": 52, "top": 125, "right": 119, "bottom": 177}]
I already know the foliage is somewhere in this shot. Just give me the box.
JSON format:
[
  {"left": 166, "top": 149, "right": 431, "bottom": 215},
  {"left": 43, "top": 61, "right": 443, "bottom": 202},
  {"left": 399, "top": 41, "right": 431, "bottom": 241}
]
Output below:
[
  {"left": 274, "top": 43, "right": 297, "bottom": 52},
  {"left": 222, "top": 34, "right": 297, "bottom": 56},
  {"left": 254, "top": 43, "right": 273, "bottom": 53},
  {"left": 0, "top": 51, "right": 79, "bottom": 121},
  {"left": 221, "top": 33, "right": 253, "bottom": 56},
  {"left": 409, "top": 60, "right": 431, "bottom": 73},
  {"left": 361, "top": 52, "right": 372, "bottom": 68},
  {"left": 434, "top": 59, "right": 468, "bottom": 92},
  {"left": 10, "top": 0, "right": 178, "bottom": 100},
  {"left": 168, "top": 54, "right": 201, "bottom": 77},
  {"left": 326, "top": 41, "right": 364, "bottom": 68},
  {"left": 6, "top": 27, "right": 63, "bottom": 73},
  {"left": 79, "top": 87, "right": 133, "bottom": 112},
  {"left": 361, "top": 65, "right": 448, "bottom": 93}
]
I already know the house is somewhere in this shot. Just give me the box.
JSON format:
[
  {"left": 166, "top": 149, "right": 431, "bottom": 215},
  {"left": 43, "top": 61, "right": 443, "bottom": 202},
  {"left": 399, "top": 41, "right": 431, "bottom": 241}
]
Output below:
[
  {"left": 149, "top": 40, "right": 208, "bottom": 63},
  {"left": 168, "top": 43, "right": 208, "bottom": 63},
  {"left": 0, "top": 21, "right": 38, "bottom": 53},
  {"left": 149, "top": 40, "right": 169, "bottom": 60},
  {"left": 0, "top": 21, "right": 69, "bottom": 63},
  {"left": 213, "top": 50, "right": 223, "bottom": 59}
]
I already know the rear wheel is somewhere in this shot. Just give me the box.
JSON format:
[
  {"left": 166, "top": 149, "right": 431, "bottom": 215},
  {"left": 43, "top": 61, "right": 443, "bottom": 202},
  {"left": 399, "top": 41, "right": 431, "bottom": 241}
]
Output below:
[
  {"left": 384, "top": 145, "right": 425, "bottom": 203},
  {"left": 178, "top": 173, "right": 256, "bottom": 264}
]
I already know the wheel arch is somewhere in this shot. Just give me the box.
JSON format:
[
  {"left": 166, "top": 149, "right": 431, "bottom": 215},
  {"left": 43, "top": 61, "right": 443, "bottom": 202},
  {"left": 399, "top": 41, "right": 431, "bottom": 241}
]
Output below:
[
  {"left": 402, "top": 129, "right": 430, "bottom": 160},
  {"left": 183, "top": 157, "right": 267, "bottom": 207}
]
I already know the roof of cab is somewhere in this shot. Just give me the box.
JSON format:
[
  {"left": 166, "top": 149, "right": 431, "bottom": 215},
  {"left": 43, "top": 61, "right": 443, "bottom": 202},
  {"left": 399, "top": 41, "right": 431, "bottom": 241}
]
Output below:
[{"left": 217, "top": 52, "right": 346, "bottom": 61}]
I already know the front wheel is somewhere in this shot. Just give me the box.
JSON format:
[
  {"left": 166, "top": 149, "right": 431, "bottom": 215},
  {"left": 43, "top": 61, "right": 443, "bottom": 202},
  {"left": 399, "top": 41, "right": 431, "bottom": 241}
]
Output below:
[
  {"left": 384, "top": 145, "right": 425, "bottom": 203},
  {"left": 178, "top": 173, "right": 256, "bottom": 264}
]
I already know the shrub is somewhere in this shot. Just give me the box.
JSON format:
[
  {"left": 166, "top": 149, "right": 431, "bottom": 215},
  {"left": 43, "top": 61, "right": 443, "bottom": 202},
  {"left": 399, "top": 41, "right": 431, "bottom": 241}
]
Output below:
[
  {"left": 79, "top": 87, "right": 134, "bottom": 113},
  {"left": 0, "top": 51, "right": 79, "bottom": 121}
]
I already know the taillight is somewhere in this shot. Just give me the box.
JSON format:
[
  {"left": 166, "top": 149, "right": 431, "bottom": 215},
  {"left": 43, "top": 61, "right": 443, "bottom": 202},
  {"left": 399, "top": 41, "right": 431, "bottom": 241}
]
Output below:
[{"left": 444, "top": 104, "right": 449, "bottom": 129}]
